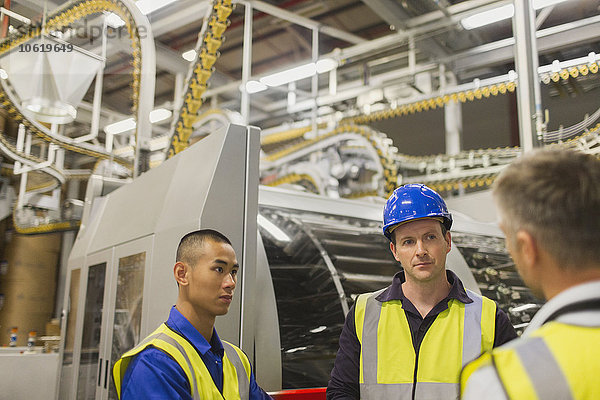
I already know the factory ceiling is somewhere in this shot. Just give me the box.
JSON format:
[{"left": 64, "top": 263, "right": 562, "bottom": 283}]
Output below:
[
  {"left": 0, "top": 0, "right": 599, "bottom": 175},
  {"left": 5, "top": 0, "right": 599, "bottom": 129}
]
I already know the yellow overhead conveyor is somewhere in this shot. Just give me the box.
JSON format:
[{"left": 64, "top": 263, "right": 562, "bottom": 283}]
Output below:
[{"left": 165, "top": 0, "right": 234, "bottom": 159}]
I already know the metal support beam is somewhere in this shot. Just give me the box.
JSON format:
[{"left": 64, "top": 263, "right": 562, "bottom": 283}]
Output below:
[
  {"left": 512, "top": 0, "right": 543, "bottom": 152},
  {"left": 73, "top": 15, "right": 107, "bottom": 144},
  {"left": 311, "top": 28, "right": 319, "bottom": 137},
  {"left": 241, "top": 2, "right": 253, "bottom": 124},
  {"left": 440, "top": 65, "right": 462, "bottom": 155},
  {"left": 119, "top": 0, "right": 156, "bottom": 177},
  {"left": 454, "top": 15, "right": 600, "bottom": 74}
]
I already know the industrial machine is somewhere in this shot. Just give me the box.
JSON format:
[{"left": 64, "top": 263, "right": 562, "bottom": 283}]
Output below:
[{"left": 56, "top": 123, "right": 542, "bottom": 400}]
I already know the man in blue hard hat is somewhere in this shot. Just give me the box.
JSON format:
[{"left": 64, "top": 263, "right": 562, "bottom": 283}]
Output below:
[{"left": 326, "top": 184, "right": 517, "bottom": 400}]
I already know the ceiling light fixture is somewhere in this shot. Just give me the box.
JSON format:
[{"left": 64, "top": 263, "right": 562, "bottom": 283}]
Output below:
[
  {"left": 104, "top": 108, "right": 172, "bottom": 135},
  {"left": 135, "top": 0, "right": 178, "bottom": 15},
  {"left": 105, "top": 117, "right": 136, "bottom": 135},
  {"left": 260, "top": 62, "right": 317, "bottom": 87},
  {"left": 316, "top": 58, "right": 338, "bottom": 74},
  {"left": 259, "top": 58, "right": 337, "bottom": 88},
  {"left": 182, "top": 49, "right": 197, "bottom": 62},
  {"left": 149, "top": 108, "right": 172, "bottom": 123},
  {"left": 461, "top": 0, "right": 571, "bottom": 30},
  {"left": 461, "top": 4, "right": 514, "bottom": 30},
  {"left": 245, "top": 80, "right": 268, "bottom": 94},
  {"left": 532, "top": 0, "right": 570, "bottom": 9}
]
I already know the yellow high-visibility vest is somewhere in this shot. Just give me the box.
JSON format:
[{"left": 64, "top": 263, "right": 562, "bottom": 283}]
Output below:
[
  {"left": 113, "top": 323, "right": 251, "bottom": 400},
  {"left": 461, "top": 321, "right": 600, "bottom": 400},
  {"left": 355, "top": 288, "right": 496, "bottom": 399}
]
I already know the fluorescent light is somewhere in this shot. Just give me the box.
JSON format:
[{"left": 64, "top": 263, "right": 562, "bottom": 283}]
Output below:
[
  {"left": 0, "top": 69, "right": 7, "bottom": 80},
  {"left": 461, "top": 0, "right": 570, "bottom": 30},
  {"left": 461, "top": 4, "right": 514, "bottom": 30},
  {"left": 105, "top": 12, "right": 125, "bottom": 28},
  {"left": 149, "top": 108, "right": 172, "bottom": 123},
  {"left": 135, "top": 0, "right": 178, "bottom": 15},
  {"left": 105, "top": 108, "right": 174, "bottom": 134},
  {"left": 533, "top": 0, "right": 569, "bottom": 9},
  {"left": 245, "top": 80, "right": 268, "bottom": 94},
  {"left": 257, "top": 214, "right": 291, "bottom": 242},
  {"left": 510, "top": 303, "right": 539, "bottom": 313},
  {"left": 260, "top": 62, "right": 317, "bottom": 87},
  {"left": 105, "top": 118, "right": 136, "bottom": 135},
  {"left": 310, "top": 326, "right": 327, "bottom": 334},
  {"left": 285, "top": 346, "right": 307, "bottom": 354},
  {"left": 316, "top": 58, "right": 337, "bottom": 74},
  {"left": 182, "top": 49, "right": 197, "bottom": 62}
]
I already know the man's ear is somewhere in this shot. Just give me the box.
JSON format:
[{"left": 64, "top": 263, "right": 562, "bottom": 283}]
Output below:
[
  {"left": 174, "top": 262, "right": 189, "bottom": 286},
  {"left": 390, "top": 241, "right": 401, "bottom": 262},
  {"left": 516, "top": 230, "right": 539, "bottom": 268},
  {"left": 445, "top": 231, "right": 452, "bottom": 253}
]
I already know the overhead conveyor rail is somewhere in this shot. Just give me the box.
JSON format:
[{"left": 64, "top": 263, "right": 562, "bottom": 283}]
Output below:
[{"left": 0, "top": 0, "right": 155, "bottom": 233}]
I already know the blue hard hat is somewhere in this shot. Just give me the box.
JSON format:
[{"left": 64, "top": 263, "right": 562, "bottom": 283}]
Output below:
[{"left": 382, "top": 184, "right": 452, "bottom": 241}]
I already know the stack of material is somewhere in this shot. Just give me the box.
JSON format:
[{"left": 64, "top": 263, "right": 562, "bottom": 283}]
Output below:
[{"left": 0, "top": 232, "right": 61, "bottom": 346}]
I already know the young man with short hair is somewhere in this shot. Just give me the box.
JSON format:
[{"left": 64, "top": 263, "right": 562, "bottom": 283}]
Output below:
[{"left": 113, "top": 229, "right": 272, "bottom": 399}]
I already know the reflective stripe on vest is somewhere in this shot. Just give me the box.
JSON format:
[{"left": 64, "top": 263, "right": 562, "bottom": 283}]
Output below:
[
  {"left": 356, "top": 288, "right": 496, "bottom": 399},
  {"left": 513, "top": 337, "right": 573, "bottom": 400},
  {"left": 491, "top": 321, "right": 600, "bottom": 399},
  {"left": 112, "top": 323, "right": 251, "bottom": 400},
  {"left": 223, "top": 341, "right": 251, "bottom": 400}
]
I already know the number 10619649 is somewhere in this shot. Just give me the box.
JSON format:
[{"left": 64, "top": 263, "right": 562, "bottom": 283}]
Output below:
[{"left": 18, "top": 43, "right": 74, "bottom": 53}]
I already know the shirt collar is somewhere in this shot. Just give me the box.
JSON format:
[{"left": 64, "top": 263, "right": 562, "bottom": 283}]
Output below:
[
  {"left": 523, "top": 279, "right": 600, "bottom": 335},
  {"left": 375, "top": 269, "right": 473, "bottom": 305},
  {"left": 167, "top": 306, "right": 224, "bottom": 356}
]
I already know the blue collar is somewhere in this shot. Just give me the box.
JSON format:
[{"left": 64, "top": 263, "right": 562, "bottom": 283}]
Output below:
[
  {"left": 166, "top": 306, "right": 224, "bottom": 357},
  {"left": 375, "top": 269, "right": 473, "bottom": 305}
]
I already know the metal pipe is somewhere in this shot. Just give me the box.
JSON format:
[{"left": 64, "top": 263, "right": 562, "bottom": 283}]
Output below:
[
  {"left": 301, "top": 226, "right": 349, "bottom": 316},
  {"left": 16, "top": 125, "right": 29, "bottom": 210},
  {"left": 441, "top": 64, "right": 462, "bottom": 156},
  {"left": 408, "top": 35, "right": 416, "bottom": 74},
  {"left": 173, "top": 73, "right": 185, "bottom": 113},
  {"left": 535, "top": 5, "right": 554, "bottom": 30},
  {"left": 241, "top": 2, "right": 253, "bottom": 124},
  {"left": 0, "top": 5, "right": 31, "bottom": 25},
  {"left": 512, "top": 0, "right": 542, "bottom": 151},
  {"left": 311, "top": 28, "right": 319, "bottom": 138},
  {"left": 74, "top": 15, "right": 107, "bottom": 144},
  {"left": 118, "top": 0, "right": 156, "bottom": 177}
]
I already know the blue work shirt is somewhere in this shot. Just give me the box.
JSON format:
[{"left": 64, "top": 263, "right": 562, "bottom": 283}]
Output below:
[{"left": 121, "top": 306, "right": 273, "bottom": 399}]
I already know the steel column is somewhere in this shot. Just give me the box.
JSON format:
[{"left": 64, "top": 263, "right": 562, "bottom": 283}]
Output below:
[
  {"left": 119, "top": 0, "right": 156, "bottom": 177},
  {"left": 512, "top": 0, "right": 543, "bottom": 152},
  {"left": 440, "top": 65, "right": 462, "bottom": 155},
  {"left": 241, "top": 2, "right": 253, "bottom": 124},
  {"left": 311, "top": 28, "right": 319, "bottom": 138}
]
